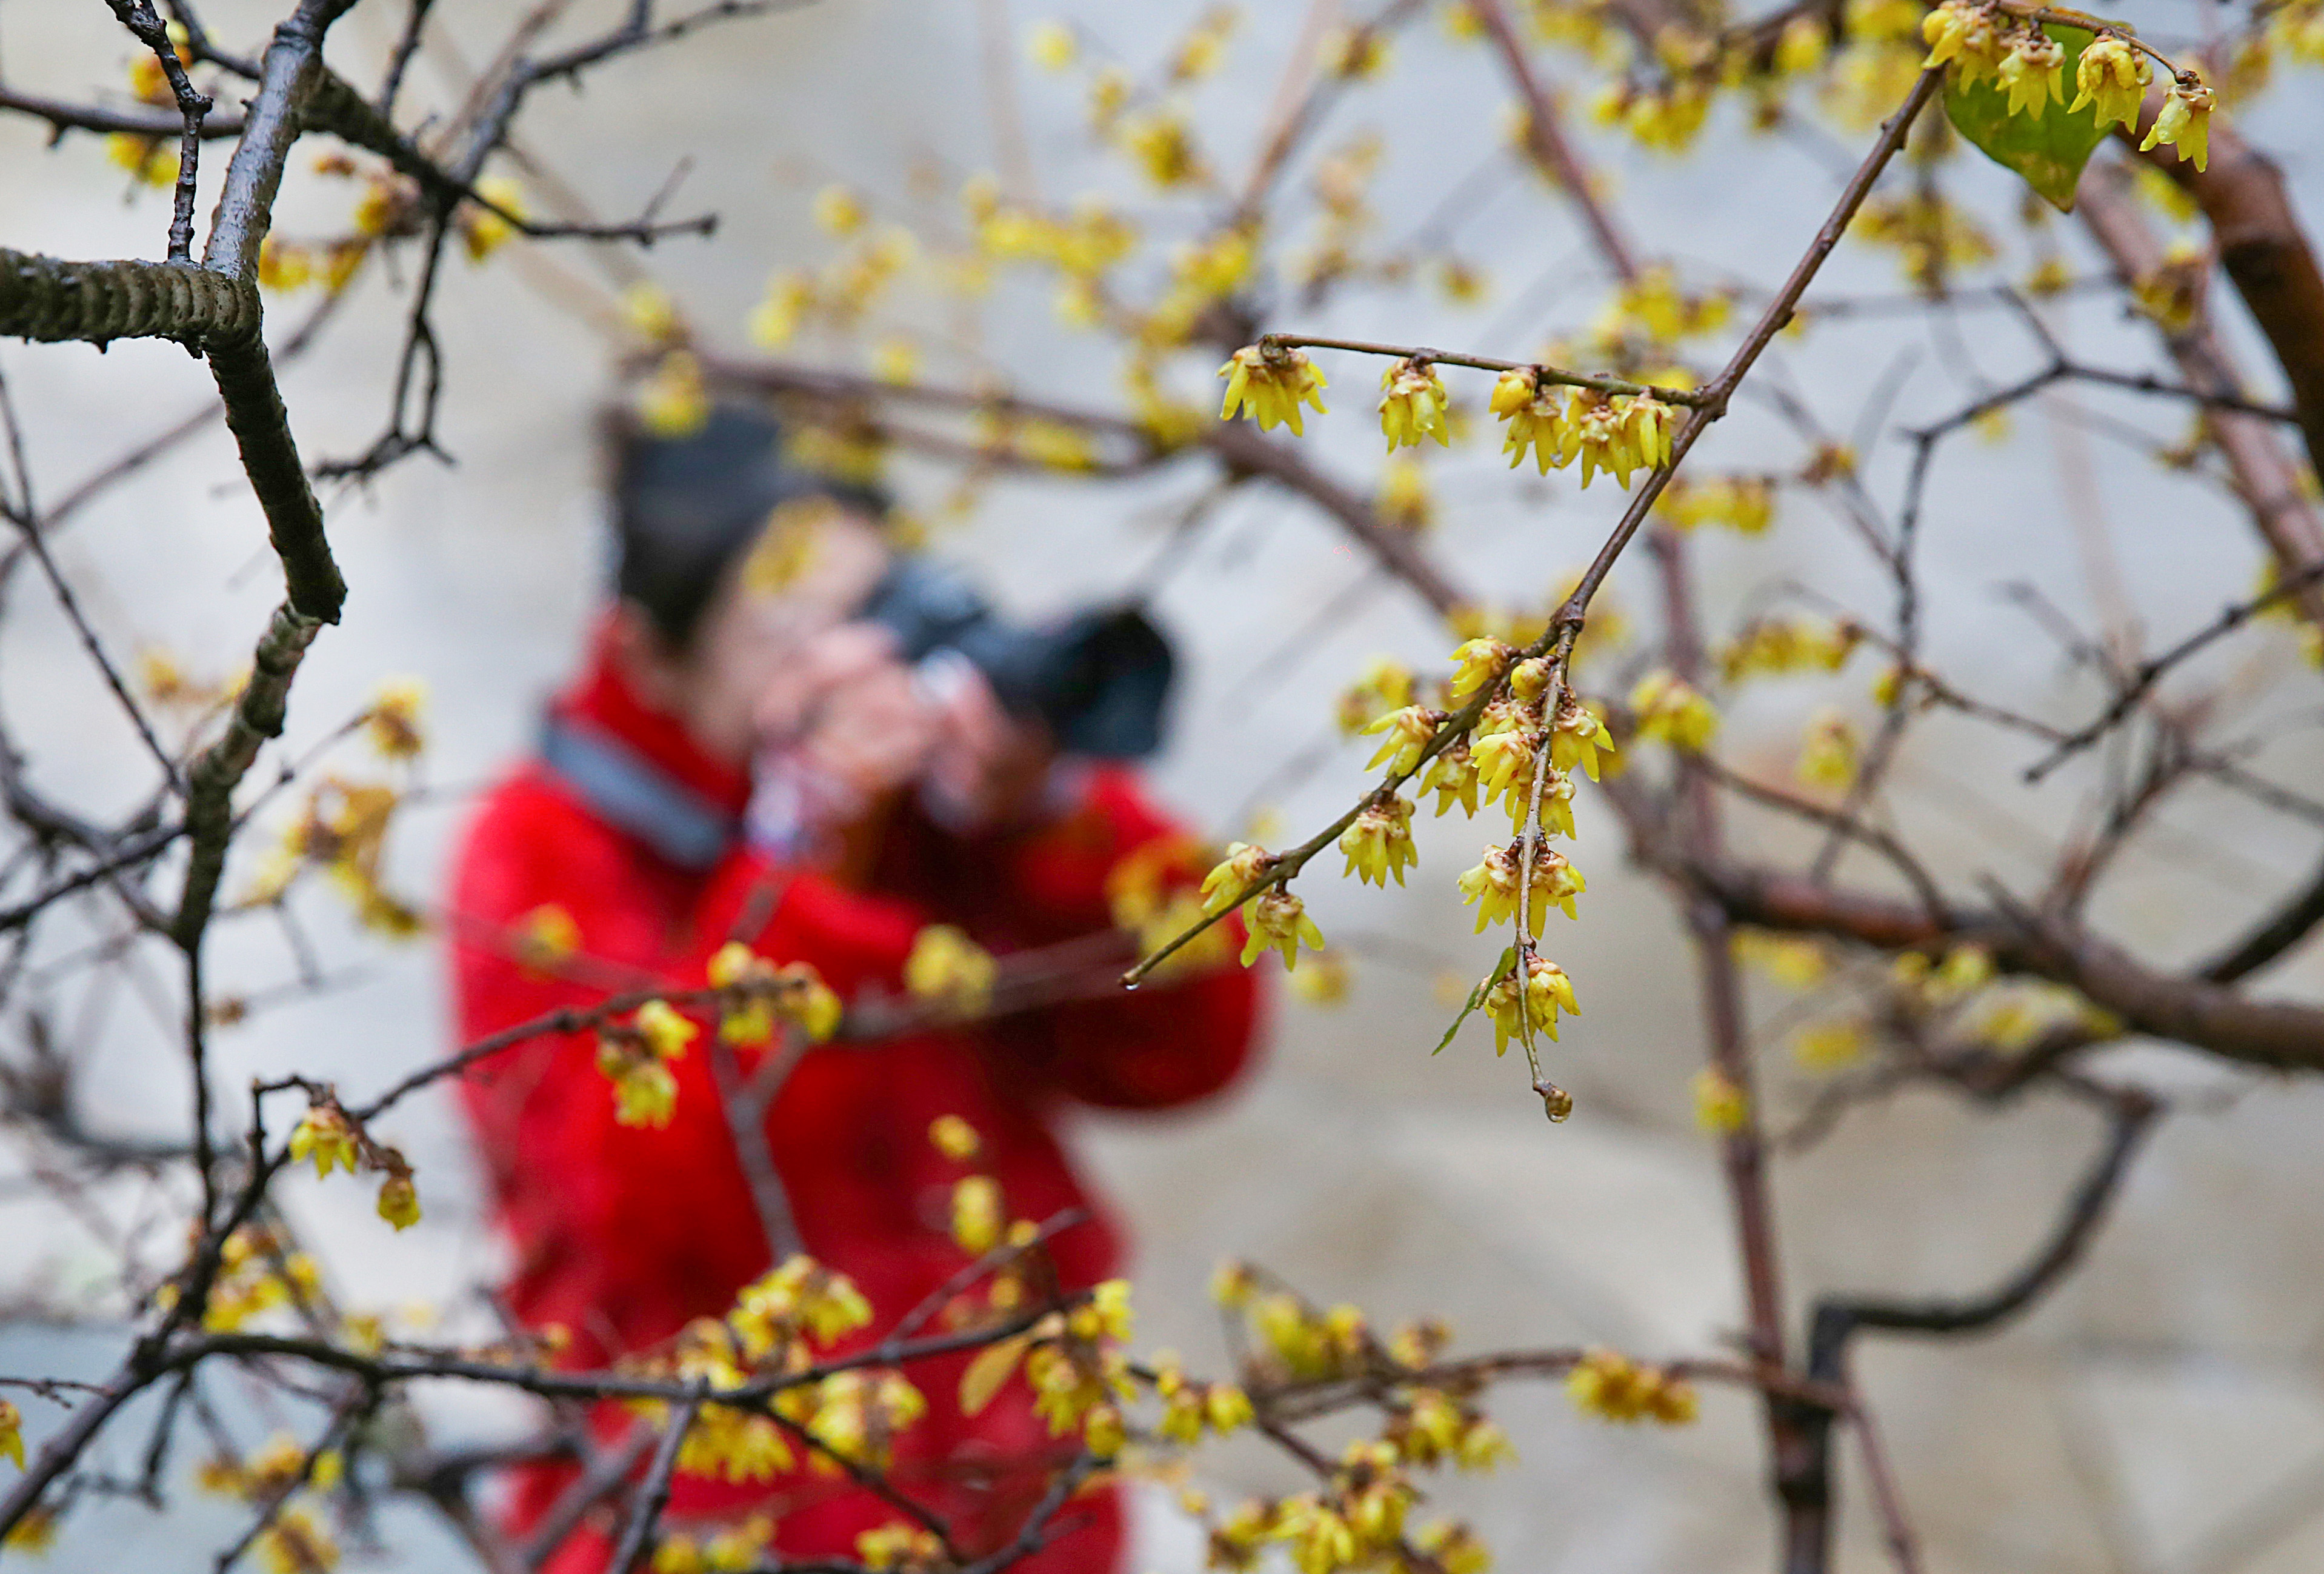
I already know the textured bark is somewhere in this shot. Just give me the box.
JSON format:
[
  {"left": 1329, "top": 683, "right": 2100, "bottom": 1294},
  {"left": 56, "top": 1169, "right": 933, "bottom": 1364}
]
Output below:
[{"left": 0, "top": 249, "right": 258, "bottom": 347}]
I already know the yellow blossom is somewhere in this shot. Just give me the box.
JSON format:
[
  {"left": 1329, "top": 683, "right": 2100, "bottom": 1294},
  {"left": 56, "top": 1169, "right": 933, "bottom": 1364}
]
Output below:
[
  {"left": 1027, "top": 19, "right": 1076, "bottom": 70},
  {"left": 1566, "top": 1348, "right": 1699, "bottom": 1424},
  {"left": 377, "top": 1171, "right": 421, "bottom": 1230},
  {"left": 1996, "top": 28, "right": 2064, "bottom": 117},
  {"left": 1792, "top": 1020, "right": 1868, "bottom": 1070},
  {"left": 1360, "top": 703, "right": 1440, "bottom": 774},
  {"left": 1120, "top": 111, "right": 1204, "bottom": 188},
  {"left": 1200, "top": 842, "right": 1273, "bottom": 914},
  {"left": 1693, "top": 1067, "right": 1750, "bottom": 1132},
  {"left": 289, "top": 1105, "right": 361, "bottom": 1179},
  {"left": 856, "top": 1522, "right": 942, "bottom": 1572},
  {"left": 462, "top": 174, "right": 527, "bottom": 261},
  {"left": 1490, "top": 367, "right": 1571, "bottom": 475},
  {"left": 1219, "top": 344, "right": 1328, "bottom": 435},
  {"left": 2140, "top": 73, "right": 2214, "bottom": 172},
  {"left": 1920, "top": 0, "right": 2001, "bottom": 81},
  {"left": 636, "top": 351, "right": 710, "bottom": 438},
  {"left": 1379, "top": 455, "right": 1434, "bottom": 530},
  {"left": 2071, "top": 34, "right": 2150, "bottom": 130},
  {"left": 636, "top": 1000, "right": 698, "bottom": 1062},
  {"left": 1423, "top": 744, "right": 1482, "bottom": 818},
  {"left": 1549, "top": 695, "right": 1617, "bottom": 782},
  {"left": 0, "top": 1399, "right": 22, "bottom": 1469},
  {"left": 1797, "top": 709, "right": 1861, "bottom": 789},
  {"left": 257, "top": 1507, "right": 338, "bottom": 1574},
  {"left": 605, "top": 1056, "right": 679, "bottom": 1129},
  {"left": 1777, "top": 13, "right": 1830, "bottom": 73},
  {"left": 1734, "top": 930, "right": 1828, "bottom": 989},
  {"left": 258, "top": 238, "right": 315, "bottom": 293},
  {"left": 366, "top": 677, "right": 426, "bottom": 758},
  {"left": 1630, "top": 670, "right": 1718, "bottom": 752},
  {"left": 112, "top": 130, "right": 184, "bottom": 187},
  {"left": 748, "top": 272, "right": 814, "bottom": 348},
  {"left": 905, "top": 924, "right": 997, "bottom": 1013},
  {"left": 1241, "top": 887, "right": 1325, "bottom": 970},
  {"left": 1378, "top": 359, "right": 1450, "bottom": 450},
  {"left": 1448, "top": 638, "right": 1514, "bottom": 704},
  {"left": 929, "top": 1115, "right": 981, "bottom": 1160},
  {"left": 950, "top": 1175, "right": 1003, "bottom": 1255},
  {"left": 1483, "top": 954, "right": 1579, "bottom": 1050},
  {"left": 813, "top": 184, "right": 865, "bottom": 236},
  {"left": 1338, "top": 795, "right": 1417, "bottom": 887}
]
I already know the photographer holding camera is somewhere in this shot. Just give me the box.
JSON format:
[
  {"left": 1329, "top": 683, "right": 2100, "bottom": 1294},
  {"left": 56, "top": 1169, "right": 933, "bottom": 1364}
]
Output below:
[{"left": 448, "top": 404, "right": 1260, "bottom": 1573}]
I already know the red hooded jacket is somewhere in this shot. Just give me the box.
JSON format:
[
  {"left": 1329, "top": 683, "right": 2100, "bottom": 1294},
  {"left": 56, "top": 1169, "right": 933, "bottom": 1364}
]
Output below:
[{"left": 448, "top": 636, "right": 1260, "bottom": 1572}]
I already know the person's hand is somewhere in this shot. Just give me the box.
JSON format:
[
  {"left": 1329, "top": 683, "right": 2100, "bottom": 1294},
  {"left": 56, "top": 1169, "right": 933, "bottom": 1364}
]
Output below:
[
  {"left": 747, "top": 624, "right": 938, "bottom": 852},
  {"left": 915, "top": 652, "right": 1059, "bottom": 833}
]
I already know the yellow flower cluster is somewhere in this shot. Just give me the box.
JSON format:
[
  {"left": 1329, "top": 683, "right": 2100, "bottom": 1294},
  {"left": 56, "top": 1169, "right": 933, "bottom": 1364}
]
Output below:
[
  {"left": 1244, "top": 887, "right": 1327, "bottom": 970},
  {"left": 181, "top": 1227, "right": 323, "bottom": 1333},
  {"left": 903, "top": 925, "right": 997, "bottom": 1015},
  {"left": 459, "top": 175, "right": 528, "bottom": 262},
  {"left": 1339, "top": 795, "right": 1417, "bottom": 888},
  {"left": 365, "top": 677, "right": 427, "bottom": 759},
  {"left": 1692, "top": 1067, "right": 1750, "bottom": 1133},
  {"left": 2071, "top": 35, "right": 2152, "bottom": 130},
  {"left": 1629, "top": 670, "right": 1719, "bottom": 753},
  {"left": 705, "top": 942, "right": 844, "bottom": 1046},
  {"left": 597, "top": 1000, "right": 698, "bottom": 1129},
  {"left": 1565, "top": 1349, "right": 1700, "bottom": 1424},
  {"left": 1655, "top": 474, "right": 1776, "bottom": 534},
  {"left": 1717, "top": 616, "right": 1860, "bottom": 681},
  {"left": 1488, "top": 368, "right": 1675, "bottom": 488},
  {"left": 1245, "top": 1291, "right": 1372, "bottom": 1382},
  {"left": 1792, "top": 1019, "right": 1870, "bottom": 1071},
  {"left": 0, "top": 1399, "right": 20, "bottom": 1469},
  {"left": 289, "top": 1104, "right": 359, "bottom": 1179},
  {"left": 1456, "top": 843, "right": 1585, "bottom": 937},
  {"left": 1796, "top": 709, "right": 1861, "bottom": 790},
  {"left": 1377, "top": 359, "right": 1450, "bottom": 450},
  {"left": 1219, "top": 344, "right": 1330, "bottom": 435},
  {"left": 286, "top": 1101, "right": 422, "bottom": 1230},
  {"left": 650, "top": 1515, "right": 773, "bottom": 1573},
  {"left": 1148, "top": 1350, "right": 1256, "bottom": 1445},
  {"left": 1106, "top": 835, "right": 1234, "bottom": 975},
  {"left": 856, "top": 1522, "right": 944, "bottom": 1573},
  {"left": 729, "top": 1255, "right": 874, "bottom": 1359},
  {"left": 1120, "top": 110, "right": 1206, "bottom": 188},
  {"left": 1483, "top": 953, "right": 1580, "bottom": 1049},
  {"left": 1598, "top": 264, "right": 1730, "bottom": 347}
]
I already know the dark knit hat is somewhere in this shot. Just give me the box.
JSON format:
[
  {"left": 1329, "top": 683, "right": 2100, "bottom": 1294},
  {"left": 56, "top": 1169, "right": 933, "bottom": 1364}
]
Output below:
[{"left": 605, "top": 402, "right": 889, "bottom": 649}]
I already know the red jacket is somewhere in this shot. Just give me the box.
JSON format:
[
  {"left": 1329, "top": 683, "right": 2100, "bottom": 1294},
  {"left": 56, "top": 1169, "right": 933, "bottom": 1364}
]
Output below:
[{"left": 448, "top": 638, "right": 1260, "bottom": 1572}]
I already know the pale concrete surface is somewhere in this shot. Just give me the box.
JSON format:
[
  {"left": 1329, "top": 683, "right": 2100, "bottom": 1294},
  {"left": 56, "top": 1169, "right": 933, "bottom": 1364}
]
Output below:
[{"left": 1, "top": 1, "right": 2322, "bottom": 1570}]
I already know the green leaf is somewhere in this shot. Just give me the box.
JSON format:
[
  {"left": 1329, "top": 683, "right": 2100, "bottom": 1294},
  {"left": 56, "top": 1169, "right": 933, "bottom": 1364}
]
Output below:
[
  {"left": 1432, "top": 945, "right": 1516, "bottom": 1055},
  {"left": 1940, "top": 27, "right": 2109, "bottom": 212}
]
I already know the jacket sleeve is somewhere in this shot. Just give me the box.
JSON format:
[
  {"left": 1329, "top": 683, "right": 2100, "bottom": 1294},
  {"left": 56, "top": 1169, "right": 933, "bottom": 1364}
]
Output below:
[{"left": 872, "top": 766, "right": 1264, "bottom": 1112}]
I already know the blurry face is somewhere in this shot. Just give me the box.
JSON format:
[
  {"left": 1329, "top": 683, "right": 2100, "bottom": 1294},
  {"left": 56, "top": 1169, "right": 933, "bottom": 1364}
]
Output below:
[{"left": 618, "top": 500, "right": 894, "bottom": 764}]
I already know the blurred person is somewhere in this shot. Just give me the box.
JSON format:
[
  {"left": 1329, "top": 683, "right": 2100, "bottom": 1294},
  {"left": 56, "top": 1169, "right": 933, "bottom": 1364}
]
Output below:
[{"left": 447, "top": 404, "right": 1260, "bottom": 1573}]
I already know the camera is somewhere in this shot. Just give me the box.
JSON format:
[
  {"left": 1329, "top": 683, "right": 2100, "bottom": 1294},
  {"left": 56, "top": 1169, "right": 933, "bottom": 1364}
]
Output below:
[{"left": 856, "top": 559, "right": 1176, "bottom": 759}]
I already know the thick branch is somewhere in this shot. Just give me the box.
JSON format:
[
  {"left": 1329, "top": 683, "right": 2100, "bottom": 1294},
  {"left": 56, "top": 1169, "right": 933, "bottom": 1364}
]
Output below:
[
  {"left": 0, "top": 250, "right": 256, "bottom": 346},
  {"left": 2131, "top": 108, "right": 2324, "bottom": 486},
  {"left": 1664, "top": 854, "right": 2324, "bottom": 1073}
]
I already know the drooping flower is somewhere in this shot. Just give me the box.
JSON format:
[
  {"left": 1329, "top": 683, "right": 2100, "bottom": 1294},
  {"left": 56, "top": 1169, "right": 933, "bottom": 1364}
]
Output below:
[
  {"left": 1491, "top": 367, "right": 1571, "bottom": 475},
  {"left": 1377, "top": 358, "right": 1451, "bottom": 450},
  {"left": 1218, "top": 345, "right": 1330, "bottom": 435},
  {"left": 2070, "top": 34, "right": 2150, "bottom": 131},
  {"left": 1996, "top": 28, "right": 2064, "bottom": 118},
  {"left": 1240, "top": 887, "right": 1325, "bottom": 970},
  {"left": 2139, "top": 73, "right": 2214, "bottom": 172},
  {"left": 1338, "top": 795, "right": 1417, "bottom": 887}
]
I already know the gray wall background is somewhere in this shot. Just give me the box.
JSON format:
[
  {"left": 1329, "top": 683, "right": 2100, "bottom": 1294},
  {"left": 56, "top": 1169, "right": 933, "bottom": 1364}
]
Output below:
[{"left": 2, "top": 1, "right": 2323, "bottom": 1569}]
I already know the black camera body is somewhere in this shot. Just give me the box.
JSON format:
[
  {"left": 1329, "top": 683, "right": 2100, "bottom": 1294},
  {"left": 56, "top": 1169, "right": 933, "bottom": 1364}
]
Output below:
[{"left": 857, "top": 560, "right": 1175, "bottom": 759}]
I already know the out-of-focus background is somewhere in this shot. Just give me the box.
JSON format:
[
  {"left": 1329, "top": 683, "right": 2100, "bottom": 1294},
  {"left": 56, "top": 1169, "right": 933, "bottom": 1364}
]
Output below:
[{"left": 3, "top": 1, "right": 2323, "bottom": 1569}]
